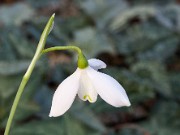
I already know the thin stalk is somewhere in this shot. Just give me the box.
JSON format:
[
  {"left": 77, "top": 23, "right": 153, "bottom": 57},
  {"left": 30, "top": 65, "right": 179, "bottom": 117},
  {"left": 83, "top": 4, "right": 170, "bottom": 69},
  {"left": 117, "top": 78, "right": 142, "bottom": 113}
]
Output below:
[
  {"left": 4, "top": 54, "right": 40, "bottom": 135},
  {"left": 42, "top": 46, "right": 88, "bottom": 69},
  {"left": 4, "top": 14, "right": 55, "bottom": 135},
  {"left": 42, "top": 46, "right": 82, "bottom": 55}
]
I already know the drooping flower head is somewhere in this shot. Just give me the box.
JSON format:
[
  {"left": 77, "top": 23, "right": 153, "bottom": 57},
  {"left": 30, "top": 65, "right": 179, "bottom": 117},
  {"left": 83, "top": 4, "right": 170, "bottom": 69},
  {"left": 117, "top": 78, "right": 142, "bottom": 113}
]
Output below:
[{"left": 49, "top": 58, "right": 131, "bottom": 117}]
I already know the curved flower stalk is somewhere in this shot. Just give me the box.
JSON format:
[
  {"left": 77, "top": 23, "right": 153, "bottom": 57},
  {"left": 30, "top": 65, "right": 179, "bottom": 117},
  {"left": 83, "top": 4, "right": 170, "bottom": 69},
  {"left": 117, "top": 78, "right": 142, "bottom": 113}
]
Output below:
[{"left": 49, "top": 59, "right": 131, "bottom": 117}]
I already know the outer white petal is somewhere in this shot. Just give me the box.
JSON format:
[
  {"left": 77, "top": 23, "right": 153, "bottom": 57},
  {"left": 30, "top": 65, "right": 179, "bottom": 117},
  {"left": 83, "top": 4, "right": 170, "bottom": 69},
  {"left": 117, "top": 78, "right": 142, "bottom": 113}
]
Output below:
[
  {"left": 49, "top": 69, "right": 81, "bottom": 117},
  {"left": 88, "top": 59, "right": 106, "bottom": 70},
  {"left": 78, "top": 68, "right": 97, "bottom": 103},
  {"left": 87, "top": 67, "right": 131, "bottom": 107}
]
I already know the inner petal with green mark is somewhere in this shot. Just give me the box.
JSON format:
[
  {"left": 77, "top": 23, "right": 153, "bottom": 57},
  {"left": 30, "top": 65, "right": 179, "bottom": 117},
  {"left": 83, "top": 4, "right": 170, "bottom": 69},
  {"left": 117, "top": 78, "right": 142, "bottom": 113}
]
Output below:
[
  {"left": 83, "top": 95, "right": 93, "bottom": 102},
  {"left": 78, "top": 68, "right": 97, "bottom": 103}
]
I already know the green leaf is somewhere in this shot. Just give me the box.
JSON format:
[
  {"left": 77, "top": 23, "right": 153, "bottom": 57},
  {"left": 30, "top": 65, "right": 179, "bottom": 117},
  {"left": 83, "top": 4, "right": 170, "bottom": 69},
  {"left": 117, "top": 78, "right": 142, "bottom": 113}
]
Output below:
[
  {"left": 0, "top": 3, "right": 34, "bottom": 26},
  {"left": 0, "top": 61, "right": 30, "bottom": 76},
  {"left": 74, "top": 27, "right": 115, "bottom": 58},
  {"left": 169, "top": 72, "right": 180, "bottom": 100},
  {"left": 110, "top": 6, "right": 156, "bottom": 31},
  {"left": 141, "top": 101, "right": 180, "bottom": 135},
  {"left": 0, "top": 74, "right": 22, "bottom": 99},
  {"left": 70, "top": 101, "right": 106, "bottom": 132},
  {"left": 11, "top": 116, "right": 102, "bottom": 135},
  {"left": 131, "top": 61, "right": 171, "bottom": 97},
  {"left": 78, "top": 0, "right": 128, "bottom": 28}
]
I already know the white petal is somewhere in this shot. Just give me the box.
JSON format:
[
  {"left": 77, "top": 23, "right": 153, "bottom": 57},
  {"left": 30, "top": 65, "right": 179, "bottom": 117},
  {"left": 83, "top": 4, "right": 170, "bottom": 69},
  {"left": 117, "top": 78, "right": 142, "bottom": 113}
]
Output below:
[
  {"left": 87, "top": 67, "right": 131, "bottom": 107},
  {"left": 49, "top": 69, "right": 81, "bottom": 117},
  {"left": 88, "top": 59, "right": 106, "bottom": 70},
  {"left": 78, "top": 68, "right": 98, "bottom": 103}
]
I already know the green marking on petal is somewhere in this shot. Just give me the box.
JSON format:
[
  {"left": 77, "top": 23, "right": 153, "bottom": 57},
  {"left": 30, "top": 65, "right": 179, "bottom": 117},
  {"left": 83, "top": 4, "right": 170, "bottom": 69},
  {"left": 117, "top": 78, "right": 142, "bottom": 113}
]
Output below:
[{"left": 83, "top": 95, "right": 93, "bottom": 102}]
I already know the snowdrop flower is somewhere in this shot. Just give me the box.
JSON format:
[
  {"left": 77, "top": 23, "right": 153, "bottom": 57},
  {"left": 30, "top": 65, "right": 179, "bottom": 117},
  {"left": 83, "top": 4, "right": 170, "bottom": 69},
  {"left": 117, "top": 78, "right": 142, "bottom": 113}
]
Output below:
[{"left": 49, "top": 57, "right": 130, "bottom": 117}]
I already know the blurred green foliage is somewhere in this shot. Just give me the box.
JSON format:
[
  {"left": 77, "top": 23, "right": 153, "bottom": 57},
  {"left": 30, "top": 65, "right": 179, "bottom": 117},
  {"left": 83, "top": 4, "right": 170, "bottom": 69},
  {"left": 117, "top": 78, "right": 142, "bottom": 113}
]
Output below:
[{"left": 0, "top": 0, "right": 180, "bottom": 135}]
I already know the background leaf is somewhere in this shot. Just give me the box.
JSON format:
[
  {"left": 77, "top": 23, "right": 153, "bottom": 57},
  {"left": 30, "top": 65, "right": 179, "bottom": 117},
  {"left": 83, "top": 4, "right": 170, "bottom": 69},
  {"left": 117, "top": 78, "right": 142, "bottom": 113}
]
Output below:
[{"left": 0, "top": 0, "right": 180, "bottom": 135}]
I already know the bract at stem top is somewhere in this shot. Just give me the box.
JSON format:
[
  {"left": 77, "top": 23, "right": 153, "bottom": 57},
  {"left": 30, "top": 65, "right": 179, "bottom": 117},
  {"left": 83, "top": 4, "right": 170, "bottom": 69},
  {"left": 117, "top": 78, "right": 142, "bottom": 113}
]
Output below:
[{"left": 35, "top": 13, "right": 55, "bottom": 55}]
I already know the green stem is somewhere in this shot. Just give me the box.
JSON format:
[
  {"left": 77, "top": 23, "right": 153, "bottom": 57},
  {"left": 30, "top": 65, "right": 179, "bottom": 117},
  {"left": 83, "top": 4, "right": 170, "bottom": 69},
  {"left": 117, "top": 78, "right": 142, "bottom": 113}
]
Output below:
[
  {"left": 42, "top": 46, "right": 82, "bottom": 55},
  {"left": 4, "top": 14, "right": 55, "bottom": 135},
  {"left": 42, "top": 46, "right": 88, "bottom": 69},
  {"left": 4, "top": 54, "right": 40, "bottom": 135}
]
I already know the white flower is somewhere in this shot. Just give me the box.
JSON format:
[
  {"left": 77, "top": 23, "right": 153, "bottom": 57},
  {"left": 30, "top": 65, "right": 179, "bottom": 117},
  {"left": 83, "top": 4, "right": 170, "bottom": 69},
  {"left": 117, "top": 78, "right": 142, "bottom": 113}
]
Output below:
[{"left": 49, "top": 59, "right": 131, "bottom": 117}]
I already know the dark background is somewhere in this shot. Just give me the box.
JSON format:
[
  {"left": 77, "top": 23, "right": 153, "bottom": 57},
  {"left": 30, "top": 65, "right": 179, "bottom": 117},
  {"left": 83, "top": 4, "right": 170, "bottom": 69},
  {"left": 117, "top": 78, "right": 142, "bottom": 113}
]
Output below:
[{"left": 0, "top": 0, "right": 180, "bottom": 135}]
